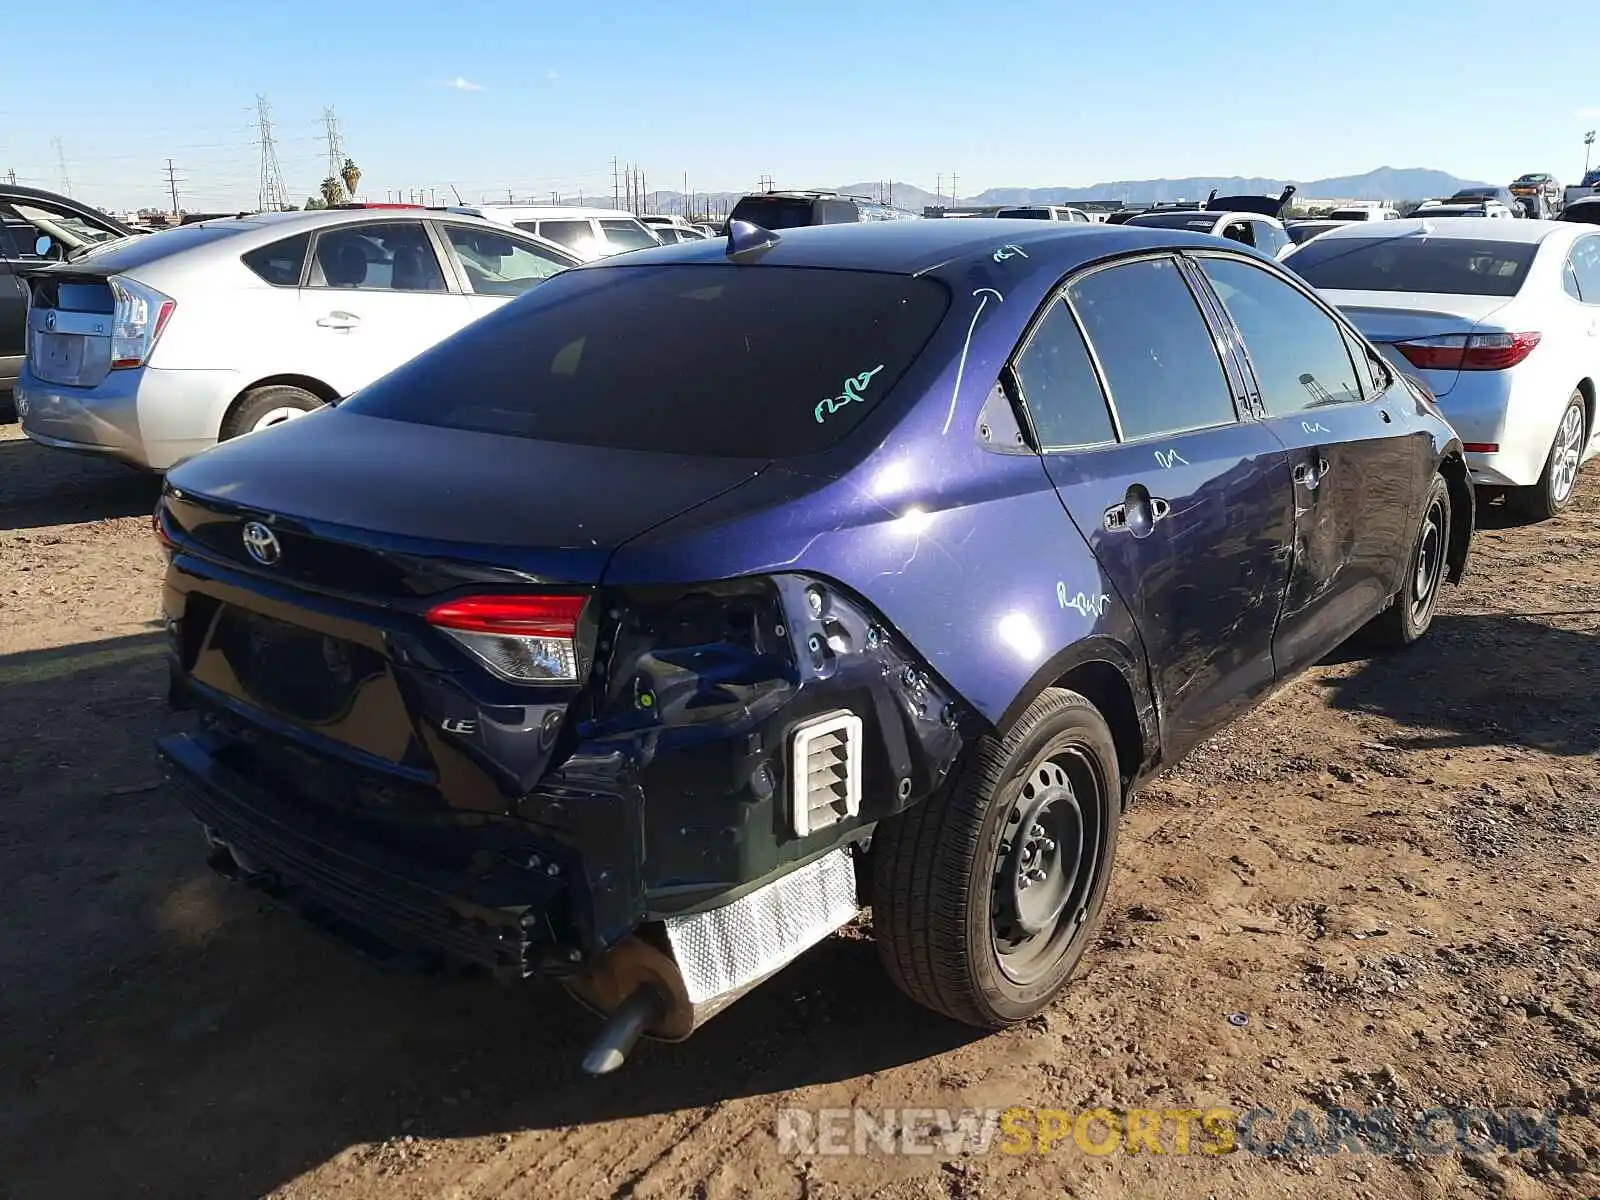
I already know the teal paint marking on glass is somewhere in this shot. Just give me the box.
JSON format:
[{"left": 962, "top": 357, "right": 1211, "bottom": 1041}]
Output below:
[{"left": 814, "top": 364, "right": 886, "bottom": 424}]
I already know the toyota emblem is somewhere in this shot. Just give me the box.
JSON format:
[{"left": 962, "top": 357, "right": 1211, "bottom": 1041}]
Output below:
[
  {"left": 44, "top": 310, "right": 56, "bottom": 331},
  {"left": 241, "top": 521, "right": 281, "bottom": 566}
]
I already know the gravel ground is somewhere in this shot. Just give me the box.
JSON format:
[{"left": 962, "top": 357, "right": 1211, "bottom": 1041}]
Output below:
[{"left": 2, "top": 418, "right": 1599, "bottom": 1200}]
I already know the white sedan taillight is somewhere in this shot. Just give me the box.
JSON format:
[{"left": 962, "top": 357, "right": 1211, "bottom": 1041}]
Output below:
[
  {"left": 108, "top": 274, "right": 176, "bottom": 369},
  {"left": 426, "top": 594, "right": 588, "bottom": 683}
]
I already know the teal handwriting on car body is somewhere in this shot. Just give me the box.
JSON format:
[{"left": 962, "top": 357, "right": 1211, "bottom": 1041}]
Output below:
[{"left": 814, "top": 364, "right": 886, "bottom": 424}]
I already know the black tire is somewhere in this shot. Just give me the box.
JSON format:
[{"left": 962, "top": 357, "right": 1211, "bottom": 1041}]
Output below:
[
  {"left": 1512, "top": 390, "right": 1586, "bottom": 521},
  {"left": 871, "top": 687, "right": 1121, "bottom": 1028},
  {"left": 220, "top": 384, "right": 325, "bottom": 441},
  {"left": 1365, "top": 472, "right": 1450, "bottom": 651}
]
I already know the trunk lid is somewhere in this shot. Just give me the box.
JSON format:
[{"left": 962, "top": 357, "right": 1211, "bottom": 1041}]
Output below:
[
  {"left": 1320, "top": 290, "right": 1514, "bottom": 397},
  {"left": 164, "top": 410, "right": 772, "bottom": 792},
  {"left": 165, "top": 408, "right": 771, "bottom": 588},
  {"left": 25, "top": 273, "right": 117, "bottom": 388}
]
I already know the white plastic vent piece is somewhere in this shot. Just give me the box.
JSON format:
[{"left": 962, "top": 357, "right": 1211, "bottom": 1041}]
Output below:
[{"left": 790, "top": 710, "right": 863, "bottom": 838}]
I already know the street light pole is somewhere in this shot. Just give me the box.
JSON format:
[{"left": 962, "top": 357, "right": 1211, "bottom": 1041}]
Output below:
[{"left": 1586, "top": 130, "right": 1596, "bottom": 175}]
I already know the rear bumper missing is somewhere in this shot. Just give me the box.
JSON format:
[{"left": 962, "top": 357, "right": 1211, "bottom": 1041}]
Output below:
[{"left": 159, "top": 728, "right": 569, "bottom": 977}]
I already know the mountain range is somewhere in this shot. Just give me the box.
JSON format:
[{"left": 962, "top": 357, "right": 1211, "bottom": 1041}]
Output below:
[{"left": 640, "top": 166, "right": 1491, "bottom": 217}]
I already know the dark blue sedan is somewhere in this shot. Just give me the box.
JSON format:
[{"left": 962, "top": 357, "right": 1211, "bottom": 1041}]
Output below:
[{"left": 153, "top": 218, "right": 1472, "bottom": 1072}]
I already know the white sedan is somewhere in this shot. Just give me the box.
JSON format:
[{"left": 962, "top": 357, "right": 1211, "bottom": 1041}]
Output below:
[
  {"left": 1122, "top": 208, "right": 1294, "bottom": 260},
  {"left": 1286, "top": 218, "right": 1600, "bottom": 518}
]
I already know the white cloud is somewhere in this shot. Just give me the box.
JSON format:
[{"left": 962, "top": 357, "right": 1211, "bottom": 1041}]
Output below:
[
  {"left": 446, "top": 76, "right": 484, "bottom": 92},
  {"left": 1577, "top": 107, "right": 1600, "bottom": 119},
  {"left": 544, "top": 70, "right": 561, "bottom": 82}
]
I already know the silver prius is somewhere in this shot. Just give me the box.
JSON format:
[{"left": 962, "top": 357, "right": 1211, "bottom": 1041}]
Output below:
[{"left": 15, "top": 208, "right": 580, "bottom": 470}]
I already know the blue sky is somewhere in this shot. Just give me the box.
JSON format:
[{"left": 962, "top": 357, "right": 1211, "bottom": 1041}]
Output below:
[{"left": 5, "top": 0, "right": 1600, "bottom": 210}]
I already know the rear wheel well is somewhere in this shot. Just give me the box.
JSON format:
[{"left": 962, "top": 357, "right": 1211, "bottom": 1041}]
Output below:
[
  {"left": 227, "top": 374, "right": 340, "bottom": 416},
  {"left": 1051, "top": 660, "right": 1142, "bottom": 797},
  {"left": 1438, "top": 451, "right": 1472, "bottom": 583}
]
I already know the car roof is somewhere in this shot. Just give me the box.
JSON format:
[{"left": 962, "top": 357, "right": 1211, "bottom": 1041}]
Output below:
[
  {"left": 450, "top": 205, "right": 643, "bottom": 221},
  {"left": 577, "top": 218, "right": 1260, "bottom": 277},
  {"left": 1304, "top": 216, "right": 1564, "bottom": 244}
]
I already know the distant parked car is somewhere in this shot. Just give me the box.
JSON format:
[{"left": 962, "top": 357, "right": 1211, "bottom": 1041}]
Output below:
[
  {"left": 1448, "top": 186, "right": 1523, "bottom": 215},
  {"left": 1123, "top": 208, "right": 1293, "bottom": 259},
  {"left": 1415, "top": 201, "right": 1516, "bottom": 220},
  {"left": 1564, "top": 170, "right": 1600, "bottom": 210},
  {"left": 1287, "top": 218, "right": 1600, "bottom": 518},
  {"left": 448, "top": 204, "right": 661, "bottom": 261},
  {"left": 15, "top": 209, "right": 580, "bottom": 469},
  {"left": 726, "top": 190, "right": 910, "bottom": 228},
  {"left": 1558, "top": 197, "right": 1600, "bottom": 226},
  {"left": 649, "top": 225, "right": 709, "bottom": 244},
  {"left": 1287, "top": 219, "right": 1346, "bottom": 245},
  {"left": 992, "top": 205, "right": 1093, "bottom": 222},
  {"left": 1325, "top": 206, "right": 1400, "bottom": 222},
  {"left": 2, "top": 184, "right": 139, "bottom": 394},
  {"left": 1510, "top": 173, "right": 1563, "bottom": 217},
  {"left": 153, "top": 219, "right": 1470, "bottom": 1075}
]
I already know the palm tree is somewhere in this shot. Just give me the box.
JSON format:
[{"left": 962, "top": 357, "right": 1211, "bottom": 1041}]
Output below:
[
  {"left": 340, "top": 157, "right": 361, "bottom": 198},
  {"left": 320, "top": 176, "right": 346, "bottom": 208}
]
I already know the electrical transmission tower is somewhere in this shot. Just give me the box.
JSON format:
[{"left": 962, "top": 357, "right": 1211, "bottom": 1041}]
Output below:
[
  {"left": 322, "top": 106, "right": 345, "bottom": 183},
  {"left": 164, "top": 158, "right": 185, "bottom": 215},
  {"left": 53, "top": 138, "right": 71, "bottom": 196},
  {"left": 255, "top": 95, "right": 289, "bottom": 212}
]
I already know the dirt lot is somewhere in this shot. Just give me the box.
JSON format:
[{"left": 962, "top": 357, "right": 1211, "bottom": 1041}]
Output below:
[{"left": 3, "top": 417, "right": 1599, "bottom": 1200}]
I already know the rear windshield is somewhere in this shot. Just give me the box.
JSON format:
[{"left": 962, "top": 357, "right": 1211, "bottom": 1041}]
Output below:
[
  {"left": 339, "top": 264, "right": 951, "bottom": 458},
  {"left": 727, "top": 197, "right": 817, "bottom": 230},
  {"left": 1287, "top": 236, "right": 1537, "bottom": 297}
]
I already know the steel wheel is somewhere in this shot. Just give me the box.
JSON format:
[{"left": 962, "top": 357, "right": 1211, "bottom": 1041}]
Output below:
[
  {"left": 1409, "top": 492, "right": 1447, "bottom": 627},
  {"left": 991, "top": 749, "right": 1103, "bottom": 985}
]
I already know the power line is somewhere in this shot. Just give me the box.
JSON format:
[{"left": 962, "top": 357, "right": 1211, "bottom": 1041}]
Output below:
[
  {"left": 163, "top": 158, "right": 185, "bottom": 213},
  {"left": 255, "top": 95, "right": 289, "bottom": 212}
]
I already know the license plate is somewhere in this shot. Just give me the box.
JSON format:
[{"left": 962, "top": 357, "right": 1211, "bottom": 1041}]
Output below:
[{"left": 34, "top": 331, "right": 84, "bottom": 379}]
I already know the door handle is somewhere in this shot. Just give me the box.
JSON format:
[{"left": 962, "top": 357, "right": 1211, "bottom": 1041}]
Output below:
[
  {"left": 1104, "top": 487, "right": 1171, "bottom": 536},
  {"left": 1292, "top": 458, "right": 1330, "bottom": 489},
  {"left": 316, "top": 311, "right": 360, "bottom": 330}
]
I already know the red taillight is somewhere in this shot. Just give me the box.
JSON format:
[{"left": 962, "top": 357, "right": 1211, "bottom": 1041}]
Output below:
[
  {"left": 1460, "top": 331, "right": 1540, "bottom": 370},
  {"left": 426, "top": 594, "right": 588, "bottom": 682},
  {"left": 1394, "top": 331, "right": 1540, "bottom": 373},
  {"left": 1462, "top": 442, "right": 1499, "bottom": 453}
]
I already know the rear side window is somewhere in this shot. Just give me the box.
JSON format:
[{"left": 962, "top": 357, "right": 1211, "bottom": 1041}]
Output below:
[
  {"left": 242, "top": 233, "right": 309, "bottom": 286},
  {"left": 310, "top": 222, "right": 446, "bottom": 292},
  {"left": 1569, "top": 235, "right": 1600, "bottom": 303},
  {"left": 1011, "top": 299, "right": 1116, "bottom": 448},
  {"left": 598, "top": 219, "right": 660, "bottom": 251},
  {"left": 1066, "top": 257, "right": 1236, "bottom": 440},
  {"left": 1199, "top": 256, "right": 1363, "bottom": 415},
  {"left": 340, "top": 265, "right": 951, "bottom": 458},
  {"left": 532, "top": 220, "right": 594, "bottom": 251},
  {"left": 1288, "top": 236, "right": 1537, "bottom": 297}
]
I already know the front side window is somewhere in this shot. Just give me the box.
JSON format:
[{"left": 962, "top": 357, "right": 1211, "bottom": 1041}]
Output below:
[
  {"left": 242, "top": 232, "right": 310, "bottom": 286},
  {"left": 1201, "top": 256, "right": 1363, "bottom": 415},
  {"left": 310, "top": 222, "right": 446, "bottom": 292},
  {"left": 1066, "top": 257, "right": 1237, "bottom": 441},
  {"left": 1252, "top": 221, "right": 1290, "bottom": 258},
  {"left": 340, "top": 265, "right": 951, "bottom": 458},
  {"left": 441, "top": 225, "right": 569, "bottom": 297},
  {"left": 1011, "top": 299, "right": 1117, "bottom": 448}
]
